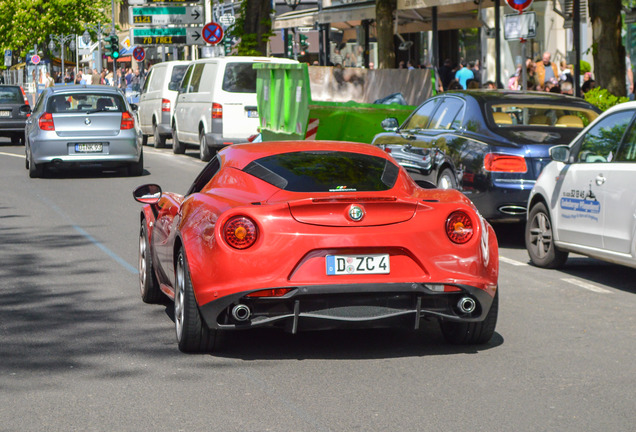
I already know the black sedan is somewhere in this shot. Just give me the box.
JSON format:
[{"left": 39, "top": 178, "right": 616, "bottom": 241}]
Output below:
[
  {"left": 0, "top": 85, "right": 31, "bottom": 144},
  {"left": 372, "top": 90, "right": 600, "bottom": 222}
]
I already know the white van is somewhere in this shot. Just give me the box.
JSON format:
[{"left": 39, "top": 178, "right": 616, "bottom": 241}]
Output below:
[
  {"left": 137, "top": 60, "right": 190, "bottom": 148},
  {"left": 171, "top": 56, "right": 297, "bottom": 161}
]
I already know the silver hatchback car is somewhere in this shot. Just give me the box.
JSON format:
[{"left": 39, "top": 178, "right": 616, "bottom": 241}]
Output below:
[{"left": 25, "top": 85, "right": 143, "bottom": 178}]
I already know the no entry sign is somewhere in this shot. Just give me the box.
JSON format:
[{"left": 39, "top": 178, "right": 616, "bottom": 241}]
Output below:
[
  {"left": 506, "top": 0, "right": 533, "bottom": 12},
  {"left": 202, "top": 22, "right": 223, "bottom": 45}
]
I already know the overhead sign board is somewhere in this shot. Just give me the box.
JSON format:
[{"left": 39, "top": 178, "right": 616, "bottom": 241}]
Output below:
[
  {"left": 128, "top": 0, "right": 203, "bottom": 5},
  {"left": 504, "top": 12, "right": 537, "bottom": 40},
  {"left": 131, "top": 27, "right": 205, "bottom": 46},
  {"left": 130, "top": 6, "right": 203, "bottom": 25}
]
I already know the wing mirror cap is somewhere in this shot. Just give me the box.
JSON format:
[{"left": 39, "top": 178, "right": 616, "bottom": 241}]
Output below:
[
  {"left": 381, "top": 117, "right": 399, "bottom": 132},
  {"left": 550, "top": 145, "right": 570, "bottom": 163},
  {"left": 133, "top": 184, "right": 162, "bottom": 204}
]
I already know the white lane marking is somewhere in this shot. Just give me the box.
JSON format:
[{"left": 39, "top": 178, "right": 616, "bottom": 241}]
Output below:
[
  {"left": 499, "top": 256, "right": 528, "bottom": 266},
  {"left": 0, "top": 151, "right": 24, "bottom": 159},
  {"left": 561, "top": 278, "right": 612, "bottom": 294}
]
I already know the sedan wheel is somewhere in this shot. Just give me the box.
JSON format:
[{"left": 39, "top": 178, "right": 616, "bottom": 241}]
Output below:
[
  {"left": 139, "top": 222, "right": 162, "bottom": 303},
  {"left": 525, "top": 202, "right": 568, "bottom": 268},
  {"left": 153, "top": 122, "right": 166, "bottom": 148},
  {"left": 174, "top": 249, "right": 216, "bottom": 353},
  {"left": 28, "top": 149, "right": 43, "bottom": 178},
  {"left": 437, "top": 168, "right": 457, "bottom": 189}
]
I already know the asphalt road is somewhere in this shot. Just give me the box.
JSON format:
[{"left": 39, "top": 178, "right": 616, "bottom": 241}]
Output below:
[{"left": 1, "top": 139, "right": 635, "bottom": 432}]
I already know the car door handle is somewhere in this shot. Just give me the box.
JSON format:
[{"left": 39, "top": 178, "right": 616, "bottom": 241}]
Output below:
[{"left": 595, "top": 174, "right": 606, "bottom": 186}]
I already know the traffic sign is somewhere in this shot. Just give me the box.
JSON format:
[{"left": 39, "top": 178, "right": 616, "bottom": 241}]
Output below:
[
  {"left": 31, "top": 54, "right": 41, "bottom": 65},
  {"left": 506, "top": 0, "right": 533, "bottom": 12},
  {"left": 132, "top": 27, "right": 205, "bottom": 46},
  {"left": 202, "top": 22, "right": 223, "bottom": 45},
  {"left": 504, "top": 12, "right": 537, "bottom": 40},
  {"left": 4, "top": 49, "right": 11, "bottom": 67},
  {"left": 133, "top": 46, "right": 146, "bottom": 62},
  {"left": 128, "top": 0, "right": 202, "bottom": 4},
  {"left": 130, "top": 6, "right": 203, "bottom": 26}
]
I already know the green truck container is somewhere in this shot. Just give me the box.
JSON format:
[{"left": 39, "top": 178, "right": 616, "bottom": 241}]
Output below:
[{"left": 254, "top": 63, "right": 435, "bottom": 143}]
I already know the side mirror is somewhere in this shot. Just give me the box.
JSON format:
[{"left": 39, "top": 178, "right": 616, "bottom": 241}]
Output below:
[
  {"left": 129, "top": 103, "right": 139, "bottom": 112},
  {"left": 168, "top": 82, "right": 178, "bottom": 91},
  {"left": 550, "top": 145, "right": 570, "bottom": 163},
  {"left": 133, "top": 184, "right": 162, "bottom": 204},
  {"left": 381, "top": 117, "right": 399, "bottom": 132},
  {"left": 19, "top": 104, "right": 31, "bottom": 115}
]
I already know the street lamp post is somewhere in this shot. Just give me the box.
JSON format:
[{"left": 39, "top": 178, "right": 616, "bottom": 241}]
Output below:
[
  {"left": 83, "top": 23, "right": 107, "bottom": 73},
  {"left": 49, "top": 34, "right": 76, "bottom": 83}
]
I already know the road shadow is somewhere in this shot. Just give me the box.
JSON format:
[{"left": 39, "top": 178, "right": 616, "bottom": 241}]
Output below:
[{"left": 492, "top": 222, "right": 526, "bottom": 249}]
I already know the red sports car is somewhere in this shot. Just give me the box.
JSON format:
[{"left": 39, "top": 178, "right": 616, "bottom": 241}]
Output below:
[{"left": 133, "top": 141, "right": 499, "bottom": 353}]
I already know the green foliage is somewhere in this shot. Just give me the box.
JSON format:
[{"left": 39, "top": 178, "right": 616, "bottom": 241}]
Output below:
[
  {"left": 0, "top": 0, "right": 109, "bottom": 57},
  {"left": 584, "top": 87, "right": 630, "bottom": 111},
  {"left": 580, "top": 60, "right": 591, "bottom": 74}
]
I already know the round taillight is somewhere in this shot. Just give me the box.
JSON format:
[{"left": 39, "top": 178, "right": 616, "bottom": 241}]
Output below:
[
  {"left": 445, "top": 211, "right": 474, "bottom": 244},
  {"left": 223, "top": 216, "right": 258, "bottom": 249}
]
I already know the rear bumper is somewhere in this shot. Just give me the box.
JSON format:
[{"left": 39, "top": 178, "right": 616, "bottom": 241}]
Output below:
[
  {"left": 199, "top": 282, "right": 496, "bottom": 332},
  {"left": 31, "top": 136, "right": 141, "bottom": 166}
]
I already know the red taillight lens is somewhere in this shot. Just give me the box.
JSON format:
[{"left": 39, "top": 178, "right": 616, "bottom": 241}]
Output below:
[
  {"left": 445, "top": 211, "right": 474, "bottom": 244},
  {"left": 246, "top": 288, "right": 292, "bottom": 298},
  {"left": 39, "top": 112, "right": 55, "bottom": 131},
  {"left": 224, "top": 216, "right": 257, "bottom": 249},
  {"left": 384, "top": 147, "right": 392, "bottom": 153},
  {"left": 161, "top": 98, "right": 170, "bottom": 112},
  {"left": 212, "top": 103, "right": 222, "bottom": 119},
  {"left": 120, "top": 111, "right": 135, "bottom": 130},
  {"left": 484, "top": 153, "right": 527, "bottom": 172}
]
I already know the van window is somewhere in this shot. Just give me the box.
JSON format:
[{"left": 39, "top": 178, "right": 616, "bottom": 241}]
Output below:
[
  {"left": 222, "top": 62, "right": 258, "bottom": 93},
  {"left": 180, "top": 64, "right": 194, "bottom": 92},
  {"left": 189, "top": 64, "right": 205, "bottom": 93},
  {"left": 170, "top": 65, "right": 188, "bottom": 89}
]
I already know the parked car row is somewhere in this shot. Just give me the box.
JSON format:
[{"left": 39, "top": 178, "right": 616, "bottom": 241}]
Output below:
[{"left": 137, "top": 57, "right": 297, "bottom": 162}]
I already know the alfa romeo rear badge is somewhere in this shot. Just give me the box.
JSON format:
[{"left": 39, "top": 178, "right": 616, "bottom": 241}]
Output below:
[{"left": 348, "top": 205, "right": 365, "bottom": 221}]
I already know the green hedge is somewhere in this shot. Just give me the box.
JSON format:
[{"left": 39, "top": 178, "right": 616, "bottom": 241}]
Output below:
[{"left": 584, "top": 87, "right": 629, "bottom": 111}]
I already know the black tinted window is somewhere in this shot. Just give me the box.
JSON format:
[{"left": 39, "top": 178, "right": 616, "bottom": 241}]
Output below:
[
  {"left": 403, "top": 99, "right": 439, "bottom": 130},
  {"left": 429, "top": 97, "right": 464, "bottom": 130},
  {"left": 0, "top": 87, "right": 23, "bottom": 104},
  {"left": 187, "top": 155, "right": 221, "bottom": 195},
  {"left": 170, "top": 65, "right": 187, "bottom": 84},
  {"left": 243, "top": 151, "right": 399, "bottom": 192},
  {"left": 47, "top": 93, "right": 126, "bottom": 113},
  {"left": 576, "top": 111, "right": 633, "bottom": 163},
  {"left": 222, "top": 63, "right": 257, "bottom": 93}
]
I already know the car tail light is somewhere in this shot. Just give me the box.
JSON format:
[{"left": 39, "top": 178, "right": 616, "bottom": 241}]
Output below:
[
  {"left": 384, "top": 147, "right": 392, "bottom": 153},
  {"left": 224, "top": 216, "right": 257, "bottom": 249},
  {"left": 39, "top": 112, "right": 55, "bottom": 131},
  {"left": 161, "top": 98, "right": 170, "bottom": 112},
  {"left": 212, "top": 103, "right": 222, "bottom": 119},
  {"left": 484, "top": 153, "right": 527, "bottom": 172},
  {"left": 446, "top": 211, "right": 474, "bottom": 244},
  {"left": 246, "top": 288, "right": 292, "bottom": 298},
  {"left": 120, "top": 112, "right": 135, "bottom": 130}
]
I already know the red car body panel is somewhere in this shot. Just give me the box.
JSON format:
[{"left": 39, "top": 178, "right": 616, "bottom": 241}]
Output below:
[{"left": 140, "top": 141, "right": 499, "bottom": 332}]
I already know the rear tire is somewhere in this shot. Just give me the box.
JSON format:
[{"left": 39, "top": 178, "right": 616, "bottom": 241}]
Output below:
[
  {"left": 526, "top": 202, "right": 569, "bottom": 268},
  {"left": 153, "top": 122, "right": 166, "bottom": 148},
  {"left": 141, "top": 134, "right": 148, "bottom": 146},
  {"left": 172, "top": 123, "right": 185, "bottom": 154},
  {"left": 174, "top": 249, "right": 216, "bottom": 353},
  {"left": 199, "top": 130, "right": 213, "bottom": 162},
  {"left": 139, "top": 222, "right": 162, "bottom": 304},
  {"left": 440, "top": 290, "right": 498, "bottom": 345},
  {"left": 128, "top": 152, "right": 144, "bottom": 176},
  {"left": 28, "top": 150, "right": 43, "bottom": 178}
]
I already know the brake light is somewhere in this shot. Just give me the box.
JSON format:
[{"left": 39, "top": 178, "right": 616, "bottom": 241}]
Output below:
[
  {"left": 484, "top": 153, "right": 527, "bottom": 172},
  {"left": 161, "top": 98, "right": 170, "bottom": 112},
  {"left": 224, "top": 216, "right": 257, "bottom": 249},
  {"left": 39, "top": 112, "right": 55, "bottom": 131},
  {"left": 120, "top": 111, "right": 135, "bottom": 130},
  {"left": 445, "top": 211, "right": 474, "bottom": 244},
  {"left": 246, "top": 288, "right": 292, "bottom": 298},
  {"left": 212, "top": 103, "right": 222, "bottom": 119}
]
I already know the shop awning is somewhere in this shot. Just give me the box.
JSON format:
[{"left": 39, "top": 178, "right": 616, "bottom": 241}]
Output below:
[
  {"left": 396, "top": 0, "right": 482, "bottom": 32},
  {"left": 273, "top": 8, "right": 318, "bottom": 30},
  {"left": 316, "top": 1, "right": 376, "bottom": 25}
]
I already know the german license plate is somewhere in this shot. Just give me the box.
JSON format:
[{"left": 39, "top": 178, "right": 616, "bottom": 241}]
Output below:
[
  {"left": 0, "top": 110, "right": 11, "bottom": 117},
  {"left": 75, "top": 143, "right": 103, "bottom": 153},
  {"left": 247, "top": 110, "right": 258, "bottom": 118},
  {"left": 326, "top": 254, "right": 390, "bottom": 275}
]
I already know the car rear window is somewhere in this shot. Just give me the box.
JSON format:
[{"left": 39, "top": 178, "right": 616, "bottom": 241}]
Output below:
[
  {"left": 0, "top": 87, "right": 23, "bottom": 104},
  {"left": 222, "top": 62, "right": 257, "bottom": 93},
  {"left": 47, "top": 93, "right": 126, "bottom": 113},
  {"left": 243, "top": 151, "right": 399, "bottom": 192},
  {"left": 490, "top": 103, "right": 599, "bottom": 128}
]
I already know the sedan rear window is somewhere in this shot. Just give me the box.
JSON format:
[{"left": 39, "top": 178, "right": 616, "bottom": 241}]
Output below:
[
  {"left": 490, "top": 104, "right": 599, "bottom": 128},
  {"left": 0, "top": 87, "right": 23, "bottom": 104},
  {"left": 47, "top": 93, "right": 126, "bottom": 113},
  {"left": 243, "top": 151, "right": 399, "bottom": 192}
]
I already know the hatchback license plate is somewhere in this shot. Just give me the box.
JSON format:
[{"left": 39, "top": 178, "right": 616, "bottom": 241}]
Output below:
[
  {"left": 326, "top": 254, "right": 390, "bottom": 275},
  {"left": 247, "top": 110, "right": 258, "bottom": 118},
  {"left": 75, "top": 143, "right": 103, "bottom": 153},
  {"left": 0, "top": 110, "right": 11, "bottom": 117}
]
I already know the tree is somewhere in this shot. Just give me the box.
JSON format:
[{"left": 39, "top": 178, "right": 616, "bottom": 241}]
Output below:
[
  {"left": 0, "top": 0, "right": 108, "bottom": 58},
  {"left": 588, "top": 0, "right": 625, "bottom": 95},
  {"left": 231, "top": 0, "right": 273, "bottom": 56},
  {"left": 376, "top": 0, "right": 396, "bottom": 69}
]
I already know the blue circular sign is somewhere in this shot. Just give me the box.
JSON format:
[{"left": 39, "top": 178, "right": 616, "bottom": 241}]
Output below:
[
  {"left": 203, "top": 22, "right": 224, "bottom": 45},
  {"left": 506, "top": 0, "right": 533, "bottom": 12},
  {"left": 133, "top": 46, "right": 145, "bottom": 62}
]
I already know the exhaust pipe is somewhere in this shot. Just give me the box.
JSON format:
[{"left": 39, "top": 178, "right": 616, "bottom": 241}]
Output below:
[
  {"left": 231, "top": 304, "right": 251, "bottom": 322},
  {"left": 457, "top": 297, "right": 476, "bottom": 314}
]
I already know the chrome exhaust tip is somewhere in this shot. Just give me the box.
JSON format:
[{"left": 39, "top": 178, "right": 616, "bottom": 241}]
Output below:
[
  {"left": 457, "top": 297, "right": 476, "bottom": 314},
  {"left": 231, "top": 304, "right": 251, "bottom": 322}
]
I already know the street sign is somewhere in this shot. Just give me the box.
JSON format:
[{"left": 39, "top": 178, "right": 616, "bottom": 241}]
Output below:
[
  {"left": 128, "top": 0, "right": 203, "bottom": 4},
  {"left": 132, "top": 27, "right": 205, "bottom": 46},
  {"left": 4, "top": 49, "right": 12, "bottom": 67},
  {"left": 504, "top": 12, "right": 537, "bottom": 40},
  {"left": 506, "top": 0, "right": 533, "bottom": 12},
  {"left": 133, "top": 46, "right": 146, "bottom": 62},
  {"left": 31, "top": 54, "right": 41, "bottom": 65},
  {"left": 202, "top": 22, "right": 224, "bottom": 45},
  {"left": 218, "top": 13, "right": 235, "bottom": 27},
  {"left": 130, "top": 6, "right": 204, "bottom": 25}
]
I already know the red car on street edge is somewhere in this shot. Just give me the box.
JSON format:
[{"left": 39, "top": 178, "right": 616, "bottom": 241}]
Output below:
[{"left": 133, "top": 141, "right": 499, "bottom": 353}]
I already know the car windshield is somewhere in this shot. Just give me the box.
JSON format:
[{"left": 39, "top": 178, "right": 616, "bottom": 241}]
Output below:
[
  {"left": 222, "top": 62, "right": 257, "bottom": 93},
  {"left": 243, "top": 151, "right": 399, "bottom": 192},
  {"left": 0, "top": 87, "right": 23, "bottom": 104},
  {"left": 47, "top": 93, "right": 126, "bottom": 113},
  {"left": 490, "top": 103, "right": 599, "bottom": 128}
]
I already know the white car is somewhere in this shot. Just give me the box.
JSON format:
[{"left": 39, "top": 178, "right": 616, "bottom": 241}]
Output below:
[{"left": 525, "top": 101, "right": 636, "bottom": 269}]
